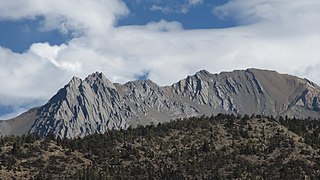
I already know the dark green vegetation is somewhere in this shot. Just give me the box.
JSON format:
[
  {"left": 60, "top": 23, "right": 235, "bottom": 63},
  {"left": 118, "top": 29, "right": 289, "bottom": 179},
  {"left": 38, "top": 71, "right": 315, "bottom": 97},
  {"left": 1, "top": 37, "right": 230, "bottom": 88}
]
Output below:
[{"left": 1, "top": 114, "right": 320, "bottom": 179}]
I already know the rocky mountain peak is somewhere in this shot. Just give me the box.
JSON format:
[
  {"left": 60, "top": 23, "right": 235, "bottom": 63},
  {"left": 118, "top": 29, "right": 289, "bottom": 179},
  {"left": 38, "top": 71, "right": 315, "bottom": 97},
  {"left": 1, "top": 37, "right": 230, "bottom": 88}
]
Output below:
[
  {"left": 46, "top": 76, "right": 81, "bottom": 105},
  {"left": 69, "top": 76, "right": 82, "bottom": 86},
  {"left": 171, "top": 70, "right": 214, "bottom": 100},
  {"left": 195, "top": 69, "right": 212, "bottom": 77},
  {"left": 2, "top": 68, "right": 320, "bottom": 139},
  {"left": 84, "top": 72, "right": 115, "bottom": 89}
]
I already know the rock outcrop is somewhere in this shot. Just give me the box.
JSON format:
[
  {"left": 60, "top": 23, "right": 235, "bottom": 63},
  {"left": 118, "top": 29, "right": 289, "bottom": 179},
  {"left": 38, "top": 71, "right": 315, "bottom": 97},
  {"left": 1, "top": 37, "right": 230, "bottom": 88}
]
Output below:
[{"left": 1, "top": 68, "right": 320, "bottom": 138}]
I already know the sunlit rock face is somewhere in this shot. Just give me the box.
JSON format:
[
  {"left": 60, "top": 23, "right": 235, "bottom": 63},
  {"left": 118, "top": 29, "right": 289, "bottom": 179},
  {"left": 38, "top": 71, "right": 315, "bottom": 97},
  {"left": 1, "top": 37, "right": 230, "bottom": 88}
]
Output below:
[{"left": 1, "top": 69, "right": 320, "bottom": 138}]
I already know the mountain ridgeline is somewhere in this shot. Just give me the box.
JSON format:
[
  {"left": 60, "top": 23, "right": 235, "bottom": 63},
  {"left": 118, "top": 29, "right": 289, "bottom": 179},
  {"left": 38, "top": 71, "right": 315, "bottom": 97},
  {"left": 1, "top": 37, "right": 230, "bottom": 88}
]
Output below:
[{"left": 1, "top": 69, "right": 320, "bottom": 138}]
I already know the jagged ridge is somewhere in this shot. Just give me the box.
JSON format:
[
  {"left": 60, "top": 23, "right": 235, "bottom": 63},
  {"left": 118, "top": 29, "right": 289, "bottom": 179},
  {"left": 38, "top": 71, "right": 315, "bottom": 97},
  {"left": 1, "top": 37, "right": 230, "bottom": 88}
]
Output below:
[{"left": 1, "top": 68, "right": 320, "bottom": 138}]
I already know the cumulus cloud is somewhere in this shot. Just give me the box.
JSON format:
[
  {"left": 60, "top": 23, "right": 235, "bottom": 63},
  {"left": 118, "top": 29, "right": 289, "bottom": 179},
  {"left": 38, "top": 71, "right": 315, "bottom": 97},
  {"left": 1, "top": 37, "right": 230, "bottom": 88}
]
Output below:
[
  {"left": 0, "top": 0, "right": 129, "bottom": 35},
  {"left": 213, "top": 0, "right": 320, "bottom": 30},
  {"left": 1, "top": 0, "right": 320, "bottom": 119}
]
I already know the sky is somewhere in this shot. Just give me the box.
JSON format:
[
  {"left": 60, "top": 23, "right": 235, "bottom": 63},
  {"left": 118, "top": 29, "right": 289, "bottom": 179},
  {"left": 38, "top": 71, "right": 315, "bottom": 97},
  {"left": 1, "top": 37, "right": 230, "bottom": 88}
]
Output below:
[{"left": 1, "top": 0, "right": 320, "bottom": 119}]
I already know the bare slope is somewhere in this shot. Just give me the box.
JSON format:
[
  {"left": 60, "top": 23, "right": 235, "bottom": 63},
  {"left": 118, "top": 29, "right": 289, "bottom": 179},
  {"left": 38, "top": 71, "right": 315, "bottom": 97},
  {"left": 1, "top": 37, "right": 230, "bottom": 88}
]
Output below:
[{"left": 1, "top": 68, "right": 320, "bottom": 138}]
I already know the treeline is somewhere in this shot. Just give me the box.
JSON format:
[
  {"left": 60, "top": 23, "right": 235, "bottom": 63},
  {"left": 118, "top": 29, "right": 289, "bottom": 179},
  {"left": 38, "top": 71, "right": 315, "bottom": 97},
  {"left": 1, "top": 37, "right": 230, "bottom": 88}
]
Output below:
[{"left": 0, "top": 114, "right": 320, "bottom": 179}]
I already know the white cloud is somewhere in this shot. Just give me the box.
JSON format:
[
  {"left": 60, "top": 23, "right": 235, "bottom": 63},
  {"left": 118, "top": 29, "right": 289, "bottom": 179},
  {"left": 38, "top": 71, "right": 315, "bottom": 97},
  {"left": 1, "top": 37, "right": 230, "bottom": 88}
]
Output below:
[
  {"left": 150, "top": 5, "right": 171, "bottom": 14},
  {"left": 0, "top": 0, "right": 129, "bottom": 35},
  {"left": 150, "top": 0, "right": 203, "bottom": 14},
  {"left": 1, "top": 0, "right": 320, "bottom": 119},
  {"left": 181, "top": 0, "right": 204, "bottom": 13},
  {"left": 213, "top": 0, "right": 320, "bottom": 27}
]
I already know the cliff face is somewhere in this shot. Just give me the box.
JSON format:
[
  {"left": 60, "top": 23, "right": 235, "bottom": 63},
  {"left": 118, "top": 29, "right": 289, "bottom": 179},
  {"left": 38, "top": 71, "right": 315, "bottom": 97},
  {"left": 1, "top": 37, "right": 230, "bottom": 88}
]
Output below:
[
  {"left": 29, "top": 73, "right": 133, "bottom": 138},
  {"left": 1, "top": 69, "right": 320, "bottom": 138},
  {"left": 171, "top": 69, "right": 320, "bottom": 118}
]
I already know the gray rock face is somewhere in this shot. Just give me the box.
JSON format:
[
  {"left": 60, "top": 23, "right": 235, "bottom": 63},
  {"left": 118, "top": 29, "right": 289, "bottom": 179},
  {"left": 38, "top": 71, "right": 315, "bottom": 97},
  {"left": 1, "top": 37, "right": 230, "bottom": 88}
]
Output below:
[{"left": 1, "top": 68, "right": 320, "bottom": 138}]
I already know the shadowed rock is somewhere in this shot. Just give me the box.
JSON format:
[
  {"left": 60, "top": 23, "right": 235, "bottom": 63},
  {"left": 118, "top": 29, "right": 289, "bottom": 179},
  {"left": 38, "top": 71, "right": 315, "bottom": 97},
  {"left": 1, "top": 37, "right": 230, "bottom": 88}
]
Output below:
[{"left": 1, "top": 68, "right": 320, "bottom": 138}]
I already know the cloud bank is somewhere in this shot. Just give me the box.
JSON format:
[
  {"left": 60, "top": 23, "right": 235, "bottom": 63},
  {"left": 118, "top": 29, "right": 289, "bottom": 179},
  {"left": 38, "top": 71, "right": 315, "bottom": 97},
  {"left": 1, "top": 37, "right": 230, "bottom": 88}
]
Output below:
[{"left": 1, "top": 0, "right": 320, "bottom": 119}]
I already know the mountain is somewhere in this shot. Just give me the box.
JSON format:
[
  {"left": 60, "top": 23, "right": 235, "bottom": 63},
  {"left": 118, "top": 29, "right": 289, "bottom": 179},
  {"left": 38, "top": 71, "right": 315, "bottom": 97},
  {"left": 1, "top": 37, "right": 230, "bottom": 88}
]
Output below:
[{"left": 1, "top": 68, "right": 320, "bottom": 138}]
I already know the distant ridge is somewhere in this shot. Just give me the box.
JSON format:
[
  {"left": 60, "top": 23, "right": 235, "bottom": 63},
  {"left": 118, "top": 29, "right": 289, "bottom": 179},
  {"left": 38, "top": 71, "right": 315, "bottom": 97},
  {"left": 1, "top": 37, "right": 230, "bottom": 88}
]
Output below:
[{"left": 1, "top": 68, "right": 320, "bottom": 138}]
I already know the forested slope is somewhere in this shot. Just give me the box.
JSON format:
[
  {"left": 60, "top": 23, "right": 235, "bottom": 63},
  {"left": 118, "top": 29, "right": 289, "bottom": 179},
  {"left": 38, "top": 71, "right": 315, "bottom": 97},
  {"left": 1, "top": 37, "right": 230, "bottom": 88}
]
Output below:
[{"left": 1, "top": 114, "right": 320, "bottom": 179}]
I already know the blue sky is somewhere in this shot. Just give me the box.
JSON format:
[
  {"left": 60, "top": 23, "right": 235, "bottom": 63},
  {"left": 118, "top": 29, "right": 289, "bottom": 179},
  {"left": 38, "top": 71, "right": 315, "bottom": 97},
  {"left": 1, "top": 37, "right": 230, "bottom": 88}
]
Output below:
[
  {"left": 0, "top": 0, "right": 233, "bottom": 53},
  {"left": 0, "top": 0, "right": 235, "bottom": 118},
  {"left": 1, "top": 0, "right": 320, "bottom": 119},
  {"left": 119, "top": 0, "right": 234, "bottom": 28},
  {"left": 0, "top": 18, "right": 71, "bottom": 53}
]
